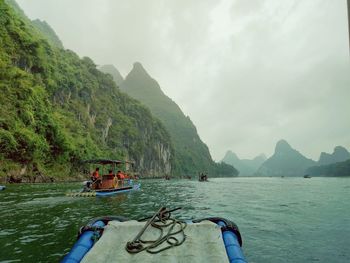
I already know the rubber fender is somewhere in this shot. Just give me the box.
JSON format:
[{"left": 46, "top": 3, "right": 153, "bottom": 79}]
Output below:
[
  {"left": 61, "top": 220, "right": 105, "bottom": 263},
  {"left": 218, "top": 221, "right": 247, "bottom": 263}
]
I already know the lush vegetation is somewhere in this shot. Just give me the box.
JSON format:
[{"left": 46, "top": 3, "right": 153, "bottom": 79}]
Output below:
[
  {"left": 0, "top": 0, "right": 174, "bottom": 180},
  {"left": 98, "top": 64, "right": 124, "bottom": 86},
  {"left": 31, "top": 19, "right": 64, "bottom": 49},
  {"left": 118, "top": 63, "right": 238, "bottom": 177}
]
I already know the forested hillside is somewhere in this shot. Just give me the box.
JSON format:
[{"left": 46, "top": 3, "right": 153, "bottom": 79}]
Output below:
[
  {"left": 0, "top": 0, "right": 174, "bottom": 181},
  {"left": 98, "top": 65, "right": 124, "bottom": 86},
  {"left": 117, "top": 62, "right": 238, "bottom": 177}
]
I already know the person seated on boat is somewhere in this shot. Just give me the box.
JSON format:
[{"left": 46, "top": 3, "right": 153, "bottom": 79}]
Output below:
[
  {"left": 92, "top": 167, "right": 100, "bottom": 180},
  {"left": 107, "top": 169, "right": 114, "bottom": 180},
  {"left": 117, "top": 170, "right": 125, "bottom": 186},
  {"left": 91, "top": 167, "right": 102, "bottom": 188}
]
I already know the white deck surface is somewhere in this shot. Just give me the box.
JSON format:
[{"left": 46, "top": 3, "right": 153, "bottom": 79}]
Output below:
[{"left": 81, "top": 220, "right": 228, "bottom": 263}]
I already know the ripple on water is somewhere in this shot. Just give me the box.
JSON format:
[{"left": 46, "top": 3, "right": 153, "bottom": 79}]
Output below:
[
  {"left": 0, "top": 178, "right": 349, "bottom": 263},
  {"left": 0, "top": 229, "right": 16, "bottom": 237},
  {"left": 19, "top": 233, "right": 55, "bottom": 244}
]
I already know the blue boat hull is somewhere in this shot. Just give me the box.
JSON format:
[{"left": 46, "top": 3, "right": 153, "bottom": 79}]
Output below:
[
  {"left": 95, "top": 183, "right": 141, "bottom": 197},
  {"left": 61, "top": 216, "right": 246, "bottom": 263}
]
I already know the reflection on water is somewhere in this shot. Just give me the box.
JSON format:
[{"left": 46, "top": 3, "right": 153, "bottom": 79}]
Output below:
[{"left": 0, "top": 178, "right": 349, "bottom": 262}]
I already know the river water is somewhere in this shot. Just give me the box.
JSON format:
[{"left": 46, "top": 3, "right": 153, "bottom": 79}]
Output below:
[{"left": 0, "top": 177, "right": 349, "bottom": 263}]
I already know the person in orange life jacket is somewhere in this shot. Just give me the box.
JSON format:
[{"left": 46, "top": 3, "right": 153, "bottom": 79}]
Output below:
[
  {"left": 117, "top": 170, "right": 125, "bottom": 186},
  {"left": 92, "top": 167, "right": 101, "bottom": 188}
]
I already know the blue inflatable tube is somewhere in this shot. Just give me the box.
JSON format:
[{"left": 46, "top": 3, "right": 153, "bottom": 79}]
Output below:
[
  {"left": 218, "top": 221, "right": 247, "bottom": 263},
  {"left": 62, "top": 216, "right": 246, "bottom": 262},
  {"left": 61, "top": 221, "right": 105, "bottom": 263}
]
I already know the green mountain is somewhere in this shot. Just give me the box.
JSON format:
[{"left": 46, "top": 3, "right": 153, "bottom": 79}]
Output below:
[
  {"left": 317, "top": 146, "right": 350, "bottom": 166},
  {"left": 0, "top": 0, "right": 174, "bottom": 181},
  {"left": 257, "top": 140, "right": 316, "bottom": 176},
  {"left": 31, "top": 19, "right": 64, "bottom": 49},
  {"left": 98, "top": 65, "right": 123, "bottom": 86},
  {"left": 222, "top": 151, "right": 266, "bottom": 176},
  {"left": 118, "top": 62, "right": 237, "bottom": 177},
  {"left": 307, "top": 159, "right": 350, "bottom": 177},
  {"left": 5, "top": 0, "right": 63, "bottom": 49}
]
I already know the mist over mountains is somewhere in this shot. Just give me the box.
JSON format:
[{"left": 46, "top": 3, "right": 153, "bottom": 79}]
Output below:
[
  {"left": 12, "top": 0, "right": 350, "bottom": 164},
  {"left": 222, "top": 151, "right": 266, "bottom": 176},
  {"left": 223, "top": 140, "right": 350, "bottom": 177},
  {"left": 0, "top": 1, "right": 174, "bottom": 179},
  {"left": 317, "top": 146, "right": 350, "bottom": 166},
  {"left": 0, "top": 0, "right": 237, "bottom": 180},
  {"left": 98, "top": 65, "right": 124, "bottom": 86},
  {"left": 101, "top": 63, "right": 238, "bottom": 176},
  {"left": 257, "top": 140, "right": 316, "bottom": 177},
  {"left": 1, "top": 0, "right": 349, "bottom": 180}
]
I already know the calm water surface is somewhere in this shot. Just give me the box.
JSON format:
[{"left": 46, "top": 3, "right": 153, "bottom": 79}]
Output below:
[{"left": 0, "top": 177, "right": 349, "bottom": 263}]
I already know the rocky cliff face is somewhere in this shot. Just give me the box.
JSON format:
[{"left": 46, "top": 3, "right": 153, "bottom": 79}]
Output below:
[{"left": 257, "top": 140, "right": 316, "bottom": 176}]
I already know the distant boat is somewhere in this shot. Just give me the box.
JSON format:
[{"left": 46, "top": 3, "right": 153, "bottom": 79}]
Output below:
[
  {"left": 198, "top": 174, "right": 208, "bottom": 182},
  {"left": 0, "top": 185, "right": 6, "bottom": 191},
  {"left": 303, "top": 175, "right": 311, "bottom": 178}
]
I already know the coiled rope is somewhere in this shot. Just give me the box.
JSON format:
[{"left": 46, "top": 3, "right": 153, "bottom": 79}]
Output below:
[{"left": 126, "top": 207, "right": 187, "bottom": 254}]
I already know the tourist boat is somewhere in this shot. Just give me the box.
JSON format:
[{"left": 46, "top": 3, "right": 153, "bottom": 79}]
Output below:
[
  {"left": 61, "top": 207, "right": 247, "bottom": 263},
  {"left": 67, "top": 159, "right": 141, "bottom": 197}
]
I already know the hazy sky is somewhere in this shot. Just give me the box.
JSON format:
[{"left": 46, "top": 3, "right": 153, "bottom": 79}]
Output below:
[{"left": 17, "top": 0, "right": 350, "bottom": 161}]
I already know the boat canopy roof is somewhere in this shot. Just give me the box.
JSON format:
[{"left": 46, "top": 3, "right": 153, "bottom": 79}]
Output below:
[{"left": 83, "top": 159, "right": 133, "bottom": 165}]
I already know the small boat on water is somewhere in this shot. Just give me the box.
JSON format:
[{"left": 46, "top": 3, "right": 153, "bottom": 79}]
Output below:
[
  {"left": 303, "top": 174, "right": 311, "bottom": 179},
  {"left": 61, "top": 207, "right": 247, "bottom": 263},
  {"left": 67, "top": 159, "right": 140, "bottom": 197},
  {"left": 0, "top": 185, "right": 6, "bottom": 191},
  {"left": 198, "top": 172, "right": 208, "bottom": 182}
]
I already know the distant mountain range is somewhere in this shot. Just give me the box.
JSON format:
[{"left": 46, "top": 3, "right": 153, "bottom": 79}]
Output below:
[
  {"left": 222, "top": 151, "right": 266, "bottom": 176},
  {"left": 306, "top": 146, "right": 350, "bottom": 176},
  {"left": 317, "top": 146, "right": 350, "bottom": 166},
  {"left": 256, "top": 140, "right": 316, "bottom": 176},
  {"left": 223, "top": 140, "right": 350, "bottom": 177},
  {"left": 98, "top": 64, "right": 124, "bottom": 86},
  {"left": 307, "top": 159, "right": 350, "bottom": 177}
]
